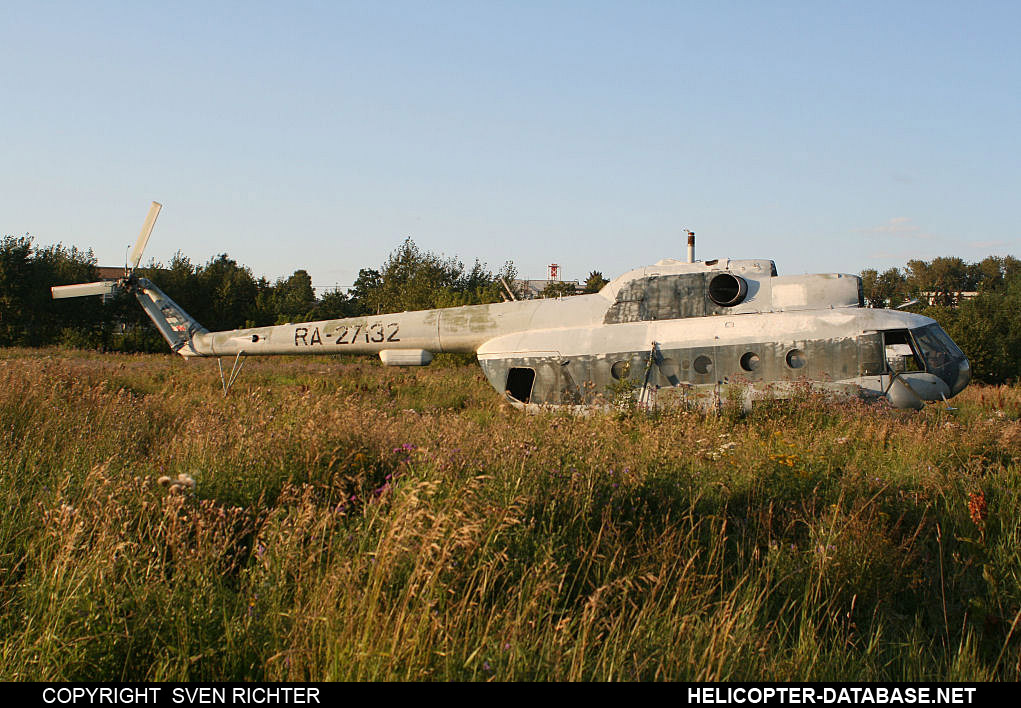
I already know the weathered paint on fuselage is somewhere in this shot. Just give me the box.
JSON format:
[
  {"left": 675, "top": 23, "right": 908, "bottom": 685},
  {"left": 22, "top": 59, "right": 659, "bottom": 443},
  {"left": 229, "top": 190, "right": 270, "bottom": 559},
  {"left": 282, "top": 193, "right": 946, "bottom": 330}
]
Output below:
[
  {"left": 136, "top": 255, "right": 971, "bottom": 410},
  {"left": 183, "top": 293, "right": 609, "bottom": 358},
  {"left": 475, "top": 307, "right": 969, "bottom": 409}
]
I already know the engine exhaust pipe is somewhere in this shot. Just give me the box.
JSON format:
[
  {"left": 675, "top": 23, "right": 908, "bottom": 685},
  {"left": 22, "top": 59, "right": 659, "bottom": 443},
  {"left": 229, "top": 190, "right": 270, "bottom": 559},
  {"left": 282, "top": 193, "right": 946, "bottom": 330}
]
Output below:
[{"left": 685, "top": 230, "right": 695, "bottom": 263}]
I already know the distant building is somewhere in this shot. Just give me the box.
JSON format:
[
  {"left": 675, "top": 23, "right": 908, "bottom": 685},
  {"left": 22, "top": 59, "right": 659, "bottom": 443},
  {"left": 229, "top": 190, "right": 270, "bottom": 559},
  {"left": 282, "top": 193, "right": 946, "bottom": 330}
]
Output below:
[
  {"left": 917, "top": 291, "right": 979, "bottom": 306},
  {"left": 95, "top": 265, "right": 167, "bottom": 304},
  {"left": 96, "top": 266, "right": 127, "bottom": 281},
  {"left": 96, "top": 265, "right": 170, "bottom": 281}
]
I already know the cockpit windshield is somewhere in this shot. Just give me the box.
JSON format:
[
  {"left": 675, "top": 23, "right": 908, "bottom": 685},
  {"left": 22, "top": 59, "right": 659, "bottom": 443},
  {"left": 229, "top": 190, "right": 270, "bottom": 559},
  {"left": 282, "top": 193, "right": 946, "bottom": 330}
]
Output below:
[
  {"left": 876, "top": 324, "right": 964, "bottom": 376},
  {"left": 912, "top": 324, "right": 964, "bottom": 372},
  {"left": 866, "top": 324, "right": 970, "bottom": 400}
]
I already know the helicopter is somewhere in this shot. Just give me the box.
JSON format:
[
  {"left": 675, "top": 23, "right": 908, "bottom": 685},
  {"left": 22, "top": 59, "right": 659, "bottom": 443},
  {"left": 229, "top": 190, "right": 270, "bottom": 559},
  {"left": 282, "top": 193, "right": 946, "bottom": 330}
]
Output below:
[{"left": 52, "top": 203, "right": 971, "bottom": 411}]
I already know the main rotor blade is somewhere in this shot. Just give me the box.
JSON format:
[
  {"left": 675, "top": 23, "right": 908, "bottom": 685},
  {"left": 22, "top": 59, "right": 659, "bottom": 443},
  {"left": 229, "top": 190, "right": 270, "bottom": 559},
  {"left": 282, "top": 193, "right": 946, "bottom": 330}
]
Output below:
[
  {"left": 51, "top": 281, "right": 117, "bottom": 299},
  {"left": 128, "top": 201, "right": 162, "bottom": 271}
]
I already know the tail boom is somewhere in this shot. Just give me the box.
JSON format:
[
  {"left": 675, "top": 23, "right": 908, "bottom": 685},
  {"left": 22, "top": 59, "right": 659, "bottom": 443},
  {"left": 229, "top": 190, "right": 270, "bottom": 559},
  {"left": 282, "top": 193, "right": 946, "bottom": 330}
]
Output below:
[
  {"left": 133, "top": 278, "right": 208, "bottom": 355},
  {"left": 184, "top": 295, "right": 607, "bottom": 359}
]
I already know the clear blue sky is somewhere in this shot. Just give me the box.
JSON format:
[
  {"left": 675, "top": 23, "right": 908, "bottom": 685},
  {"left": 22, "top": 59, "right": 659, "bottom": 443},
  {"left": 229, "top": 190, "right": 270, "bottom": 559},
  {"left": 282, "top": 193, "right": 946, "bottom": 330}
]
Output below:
[{"left": 3, "top": 1, "right": 1018, "bottom": 290}]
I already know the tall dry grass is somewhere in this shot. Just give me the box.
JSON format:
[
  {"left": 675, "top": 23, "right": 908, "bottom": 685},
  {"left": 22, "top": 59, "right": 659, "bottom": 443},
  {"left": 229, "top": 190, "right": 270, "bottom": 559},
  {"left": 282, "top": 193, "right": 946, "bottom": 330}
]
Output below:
[{"left": 0, "top": 347, "right": 1019, "bottom": 680}]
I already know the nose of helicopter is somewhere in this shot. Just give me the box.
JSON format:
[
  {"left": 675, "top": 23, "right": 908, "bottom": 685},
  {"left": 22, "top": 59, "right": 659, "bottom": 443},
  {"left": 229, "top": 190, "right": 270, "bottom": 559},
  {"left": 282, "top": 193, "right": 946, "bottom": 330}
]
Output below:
[
  {"left": 890, "top": 351, "right": 967, "bottom": 406},
  {"left": 887, "top": 354, "right": 971, "bottom": 409},
  {"left": 950, "top": 357, "right": 971, "bottom": 397}
]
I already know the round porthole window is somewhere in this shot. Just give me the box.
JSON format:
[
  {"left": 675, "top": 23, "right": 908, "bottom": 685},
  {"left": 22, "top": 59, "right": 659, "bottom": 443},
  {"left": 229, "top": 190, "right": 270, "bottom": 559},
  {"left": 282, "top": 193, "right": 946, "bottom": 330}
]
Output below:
[
  {"left": 740, "top": 352, "right": 760, "bottom": 372},
  {"left": 610, "top": 361, "right": 631, "bottom": 380},
  {"left": 693, "top": 355, "right": 713, "bottom": 375},
  {"left": 659, "top": 357, "right": 680, "bottom": 379},
  {"left": 785, "top": 349, "right": 806, "bottom": 369}
]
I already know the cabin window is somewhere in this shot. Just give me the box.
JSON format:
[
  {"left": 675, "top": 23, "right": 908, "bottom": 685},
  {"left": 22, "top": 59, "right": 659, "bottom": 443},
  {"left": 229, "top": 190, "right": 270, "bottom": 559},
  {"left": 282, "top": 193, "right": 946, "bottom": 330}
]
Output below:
[
  {"left": 610, "top": 361, "right": 631, "bottom": 380},
  {"left": 859, "top": 332, "right": 884, "bottom": 375},
  {"left": 693, "top": 355, "right": 713, "bottom": 375},
  {"left": 740, "top": 352, "right": 760, "bottom": 372},
  {"left": 882, "top": 331, "right": 923, "bottom": 373},
  {"left": 659, "top": 357, "right": 680, "bottom": 381},
  {"left": 505, "top": 367, "right": 535, "bottom": 403},
  {"left": 785, "top": 349, "right": 806, "bottom": 369}
]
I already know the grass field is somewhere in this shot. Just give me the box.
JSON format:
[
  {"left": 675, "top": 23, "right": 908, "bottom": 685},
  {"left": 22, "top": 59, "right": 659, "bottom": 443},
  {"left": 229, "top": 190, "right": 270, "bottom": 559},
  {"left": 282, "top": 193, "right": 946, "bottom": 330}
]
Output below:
[{"left": 1, "top": 347, "right": 1019, "bottom": 681}]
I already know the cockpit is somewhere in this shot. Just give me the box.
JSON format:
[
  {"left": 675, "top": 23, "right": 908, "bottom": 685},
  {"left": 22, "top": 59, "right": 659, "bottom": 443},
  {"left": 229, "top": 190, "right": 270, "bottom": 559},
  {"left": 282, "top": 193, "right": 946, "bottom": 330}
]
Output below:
[{"left": 879, "top": 324, "right": 971, "bottom": 397}]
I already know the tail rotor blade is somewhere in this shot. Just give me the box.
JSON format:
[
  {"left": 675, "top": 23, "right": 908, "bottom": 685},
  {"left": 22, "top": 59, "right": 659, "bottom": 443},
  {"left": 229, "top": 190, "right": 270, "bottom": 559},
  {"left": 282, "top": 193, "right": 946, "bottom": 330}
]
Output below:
[
  {"left": 51, "top": 281, "right": 118, "bottom": 299},
  {"left": 128, "top": 201, "right": 162, "bottom": 271}
]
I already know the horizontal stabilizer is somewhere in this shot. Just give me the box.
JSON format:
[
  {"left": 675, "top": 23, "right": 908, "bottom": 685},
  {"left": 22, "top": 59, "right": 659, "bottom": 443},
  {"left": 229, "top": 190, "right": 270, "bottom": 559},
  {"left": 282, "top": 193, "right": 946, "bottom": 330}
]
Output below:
[{"left": 51, "top": 281, "right": 118, "bottom": 299}]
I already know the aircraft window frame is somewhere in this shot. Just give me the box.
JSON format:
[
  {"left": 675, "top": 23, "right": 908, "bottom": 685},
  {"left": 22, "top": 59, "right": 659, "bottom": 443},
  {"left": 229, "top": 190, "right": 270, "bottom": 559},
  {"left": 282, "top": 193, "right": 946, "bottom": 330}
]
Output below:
[
  {"left": 693, "top": 355, "right": 713, "bottom": 375},
  {"left": 933, "top": 327, "right": 964, "bottom": 358},
  {"left": 918, "top": 324, "right": 964, "bottom": 360},
  {"left": 785, "top": 349, "right": 806, "bottom": 369},
  {"left": 505, "top": 367, "right": 536, "bottom": 403},
  {"left": 610, "top": 360, "right": 632, "bottom": 380},
  {"left": 881, "top": 330, "right": 923, "bottom": 373},
  {"left": 911, "top": 325, "right": 956, "bottom": 372},
  {"left": 658, "top": 357, "right": 680, "bottom": 381}
]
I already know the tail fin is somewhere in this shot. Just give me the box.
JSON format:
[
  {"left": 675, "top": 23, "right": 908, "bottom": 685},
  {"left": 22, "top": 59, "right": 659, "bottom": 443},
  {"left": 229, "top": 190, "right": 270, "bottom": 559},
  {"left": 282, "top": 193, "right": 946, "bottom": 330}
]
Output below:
[
  {"left": 133, "top": 278, "right": 208, "bottom": 356},
  {"left": 51, "top": 202, "right": 210, "bottom": 357}
]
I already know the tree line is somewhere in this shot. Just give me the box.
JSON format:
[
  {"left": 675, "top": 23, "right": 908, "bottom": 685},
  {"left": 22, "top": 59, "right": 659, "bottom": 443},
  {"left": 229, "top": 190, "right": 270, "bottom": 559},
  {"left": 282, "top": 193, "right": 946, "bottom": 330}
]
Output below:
[
  {"left": 0, "top": 236, "right": 518, "bottom": 353},
  {"left": 2, "top": 232, "right": 1019, "bottom": 382},
  {"left": 860, "top": 256, "right": 1021, "bottom": 308}
]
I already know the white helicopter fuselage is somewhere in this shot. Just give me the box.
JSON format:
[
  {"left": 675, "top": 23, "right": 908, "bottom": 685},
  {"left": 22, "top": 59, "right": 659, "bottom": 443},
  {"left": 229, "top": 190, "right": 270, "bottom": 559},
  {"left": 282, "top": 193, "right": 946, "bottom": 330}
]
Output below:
[{"left": 129, "top": 256, "right": 970, "bottom": 410}]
